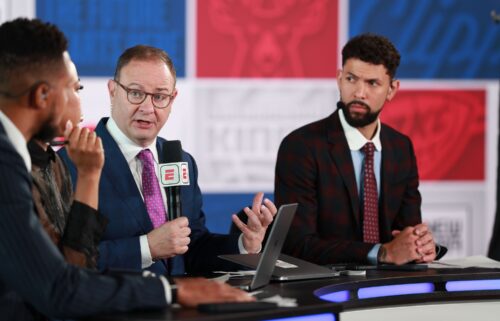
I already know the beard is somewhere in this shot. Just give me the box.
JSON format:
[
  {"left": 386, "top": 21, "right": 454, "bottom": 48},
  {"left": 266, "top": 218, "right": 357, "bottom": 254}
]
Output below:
[
  {"left": 33, "top": 108, "right": 58, "bottom": 142},
  {"left": 340, "top": 100, "right": 381, "bottom": 128}
]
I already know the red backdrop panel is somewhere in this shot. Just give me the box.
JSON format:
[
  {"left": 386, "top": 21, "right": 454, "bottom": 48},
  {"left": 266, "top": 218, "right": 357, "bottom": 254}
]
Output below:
[
  {"left": 381, "top": 89, "right": 485, "bottom": 181},
  {"left": 197, "top": 0, "right": 339, "bottom": 78}
]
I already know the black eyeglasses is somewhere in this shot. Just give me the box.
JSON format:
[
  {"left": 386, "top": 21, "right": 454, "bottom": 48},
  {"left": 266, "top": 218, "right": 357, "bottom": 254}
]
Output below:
[
  {"left": 0, "top": 81, "right": 50, "bottom": 99},
  {"left": 114, "top": 79, "right": 174, "bottom": 109}
]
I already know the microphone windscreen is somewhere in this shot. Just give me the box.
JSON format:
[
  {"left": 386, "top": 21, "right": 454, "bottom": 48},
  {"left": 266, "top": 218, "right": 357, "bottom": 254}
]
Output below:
[{"left": 162, "top": 140, "right": 183, "bottom": 163}]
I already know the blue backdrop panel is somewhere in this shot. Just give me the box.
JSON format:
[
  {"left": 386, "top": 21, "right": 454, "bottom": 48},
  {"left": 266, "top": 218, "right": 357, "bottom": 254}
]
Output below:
[
  {"left": 202, "top": 193, "right": 275, "bottom": 234},
  {"left": 37, "top": 0, "right": 186, "bottom": 77},
  {"left": 349, "top": 0, "right": 500, "bottom": 79}
]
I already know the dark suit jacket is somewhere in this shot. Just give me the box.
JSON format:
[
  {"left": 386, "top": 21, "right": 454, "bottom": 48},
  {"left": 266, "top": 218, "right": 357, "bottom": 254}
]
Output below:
[
  {"left": 275, "top": 110, "right": 422, "bottom": 264},
  {"left": 0, "top": 122, "right": 166, "bottom": 320},
  {"left": 59, "top": 118, "right": 240, "bottom": 276}
]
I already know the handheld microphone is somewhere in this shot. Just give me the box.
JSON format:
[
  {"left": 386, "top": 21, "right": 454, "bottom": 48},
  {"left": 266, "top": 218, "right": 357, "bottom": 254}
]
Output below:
[{"left": 159, "top": 140, "right": 190, "bottom": 221}]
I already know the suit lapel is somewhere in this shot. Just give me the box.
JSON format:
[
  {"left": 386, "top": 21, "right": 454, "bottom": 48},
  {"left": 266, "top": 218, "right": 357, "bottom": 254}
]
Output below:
[
  {"left": 156, "top": 140, "right": 165, "bottom": 162},
  {"left": 96, "top": 118, "right": 154, "bottom": 233},
  {"left": 380, "top": 126, "right": 396, "bottom": 234},
  {"left": 327, "top": 111, "right": 361, "bottom": 227}
]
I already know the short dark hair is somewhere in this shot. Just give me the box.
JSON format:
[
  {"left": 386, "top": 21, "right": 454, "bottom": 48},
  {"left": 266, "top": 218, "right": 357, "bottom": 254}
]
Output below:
[
  {"left": 0, "top": 18, "right": 68, "bottom": 90},
  {"left": 342, "top": 33, "right": 400, "bottom": 79},
  {"left": 114, "top": 45, "right": 177, "bottom": 86}
]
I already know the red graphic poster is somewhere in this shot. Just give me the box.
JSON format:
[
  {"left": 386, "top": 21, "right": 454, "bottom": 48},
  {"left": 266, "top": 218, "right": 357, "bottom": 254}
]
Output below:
[
  {"left": 381, "top": 90, "right": 485, "bottom": 181},
  {"left": 197, "top": 0, "right": 339, "bottom": 78}
]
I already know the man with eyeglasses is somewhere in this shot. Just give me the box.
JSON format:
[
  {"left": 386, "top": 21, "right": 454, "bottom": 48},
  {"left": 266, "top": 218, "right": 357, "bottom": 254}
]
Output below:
[
  {"left": 0, "top": 18, "right": 252, "bottom": 320},
  {"left": 60, "top": 45, "right": 277, "bottom": 276}
]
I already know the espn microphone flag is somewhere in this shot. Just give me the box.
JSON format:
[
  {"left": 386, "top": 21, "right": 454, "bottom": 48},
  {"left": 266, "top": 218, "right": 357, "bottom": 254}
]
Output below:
[
  {"left": 159, "top": 163, "right": 190, "bottom": 187},
  {"left": 159, "top": 140, "right": 190, "bottom": 187},
  {"left": 160, "top": 140, "right": 189, "bottom": 221}
]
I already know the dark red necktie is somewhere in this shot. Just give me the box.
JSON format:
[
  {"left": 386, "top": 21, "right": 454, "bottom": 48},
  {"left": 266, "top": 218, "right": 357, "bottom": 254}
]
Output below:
[{"left": 362, "top": 142, "right": 379, "bottom": 243}]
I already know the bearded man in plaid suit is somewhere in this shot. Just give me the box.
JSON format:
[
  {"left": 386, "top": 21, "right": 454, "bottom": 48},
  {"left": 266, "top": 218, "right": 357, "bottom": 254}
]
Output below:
[{"left": 275, "top": 33, "right": 445, "bottom": 265}]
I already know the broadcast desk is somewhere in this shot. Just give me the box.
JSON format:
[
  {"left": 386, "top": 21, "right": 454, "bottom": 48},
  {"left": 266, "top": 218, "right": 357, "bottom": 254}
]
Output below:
[{"left": 90, "top": 268, "right": 500, "bottom": 321}]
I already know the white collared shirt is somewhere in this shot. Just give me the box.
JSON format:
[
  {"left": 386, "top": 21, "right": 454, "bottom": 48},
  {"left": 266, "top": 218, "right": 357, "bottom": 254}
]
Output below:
[
  {"left": 0, "top": 110, "right": 31, "bottom": 172},
  {"left": 338, "top": 108, "right": 382, "bottom": 196},
  {"left": 106, "top": 117, "right": 163, "bottom": 201}
]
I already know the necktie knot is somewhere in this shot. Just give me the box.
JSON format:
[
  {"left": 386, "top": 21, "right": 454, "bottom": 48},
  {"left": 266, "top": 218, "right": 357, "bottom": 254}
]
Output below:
[{"left": 138, "top": 149, "right": 154, "bottom": 164}]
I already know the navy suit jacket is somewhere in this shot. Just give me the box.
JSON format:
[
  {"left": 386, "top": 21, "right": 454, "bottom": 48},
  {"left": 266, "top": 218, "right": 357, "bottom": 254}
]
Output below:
[
  {"left": 275, "top": 110, "right": 422, "bottom": 264},
  {"left": 59, "top": 118, "right": 239, "bottom": 275},
  {"left": 0, "top": 122, "right": 166, "bottom": 320}
]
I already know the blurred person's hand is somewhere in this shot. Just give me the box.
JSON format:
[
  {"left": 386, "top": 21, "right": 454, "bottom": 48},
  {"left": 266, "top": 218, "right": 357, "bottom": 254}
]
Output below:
[{"left": 175, "top": 278, "right": 254, "bottom": 307}]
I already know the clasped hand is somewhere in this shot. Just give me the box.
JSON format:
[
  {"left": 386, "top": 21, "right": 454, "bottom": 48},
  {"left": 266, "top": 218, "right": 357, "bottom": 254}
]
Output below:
[{"left": 381, "top": 223, "right": 436, "bottom": 265}]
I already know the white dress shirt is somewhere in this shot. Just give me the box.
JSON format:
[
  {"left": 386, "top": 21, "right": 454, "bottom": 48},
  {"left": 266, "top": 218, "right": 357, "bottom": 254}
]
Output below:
[
  {"left": 0, "top": 110, "right": 31, "bottom": 172},
  {"left": 338, "top": 108, "right": 382, "bottom": 196}
]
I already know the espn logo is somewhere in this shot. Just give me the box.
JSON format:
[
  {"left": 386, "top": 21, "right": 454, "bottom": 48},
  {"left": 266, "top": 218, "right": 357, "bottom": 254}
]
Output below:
[{"left": 159, "top": 162, "right": 190, "bottom": 187}]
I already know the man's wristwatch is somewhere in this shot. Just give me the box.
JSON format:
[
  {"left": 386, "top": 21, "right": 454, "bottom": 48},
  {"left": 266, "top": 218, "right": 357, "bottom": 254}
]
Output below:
[
  {"left": 170, "top": 280, "right": 178, "bottom": 303},
  {"left": 377, "top": 245, "right": 387, "bottom": 263}
]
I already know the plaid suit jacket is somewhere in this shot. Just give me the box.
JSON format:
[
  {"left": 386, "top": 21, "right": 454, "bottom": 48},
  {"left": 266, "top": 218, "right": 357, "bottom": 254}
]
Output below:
[{"left": 275, "top": 109, "right": 422, "bottom": 264}]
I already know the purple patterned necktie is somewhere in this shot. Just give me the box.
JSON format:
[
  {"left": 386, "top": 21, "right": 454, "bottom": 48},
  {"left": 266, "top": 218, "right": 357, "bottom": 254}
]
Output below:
[
  {"left": 137, "top": 149, "right": 166, "bottom": 228},
  {"left": 362, "top": 142, "right": 379, "bottom": 243}
]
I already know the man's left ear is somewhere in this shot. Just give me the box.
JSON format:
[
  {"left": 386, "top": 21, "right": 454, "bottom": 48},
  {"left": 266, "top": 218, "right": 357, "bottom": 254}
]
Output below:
[
  {"left": 32, "top": 82, "right": 52, "bottom": 109},
  {"left": 170, "top": 88, "right": 179, "bottom": 104},
  {"left": 387, "top": 79, "right": 400, "bottom": 101}
]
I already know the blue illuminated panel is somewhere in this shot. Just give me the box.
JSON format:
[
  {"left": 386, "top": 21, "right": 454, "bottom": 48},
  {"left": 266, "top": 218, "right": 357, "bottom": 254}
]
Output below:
[
  {"left": 37, "top": 0, "right": 186, "bottom": 77},
  {"left": 446, "top": 279, "right": 500, "bottom": 292},
  {"left": 358, "top": 283, "right": 435, "bottom": 299},
  {"left": 318, "top": 290, "right": 350, "bottom": 303},
  {"left": 264, "top": 313, "right": 335, "bottom": 321},
  {"left": 349, "top": 0, "right": 500, "bottom": 79}
]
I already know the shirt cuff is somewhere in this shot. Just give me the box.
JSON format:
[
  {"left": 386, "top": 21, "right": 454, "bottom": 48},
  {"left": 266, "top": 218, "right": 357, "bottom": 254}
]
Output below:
[
  {"left": 142, "top": 270, "right": 172, "bottom": 305},
  {"left": 367, "top": 243, "right": 381, "bottom": 265},
  {"left": 238, "top": 233, "right": 262, "bottom": 254},
  {"left": 139, "top": 235, "right": 154, "bottom": 268}
]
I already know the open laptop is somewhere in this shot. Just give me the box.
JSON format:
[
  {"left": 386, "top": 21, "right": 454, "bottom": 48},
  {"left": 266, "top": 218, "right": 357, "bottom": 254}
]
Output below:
[{"left": 219, "top": 203, "right": 337, "bottom": 291}]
